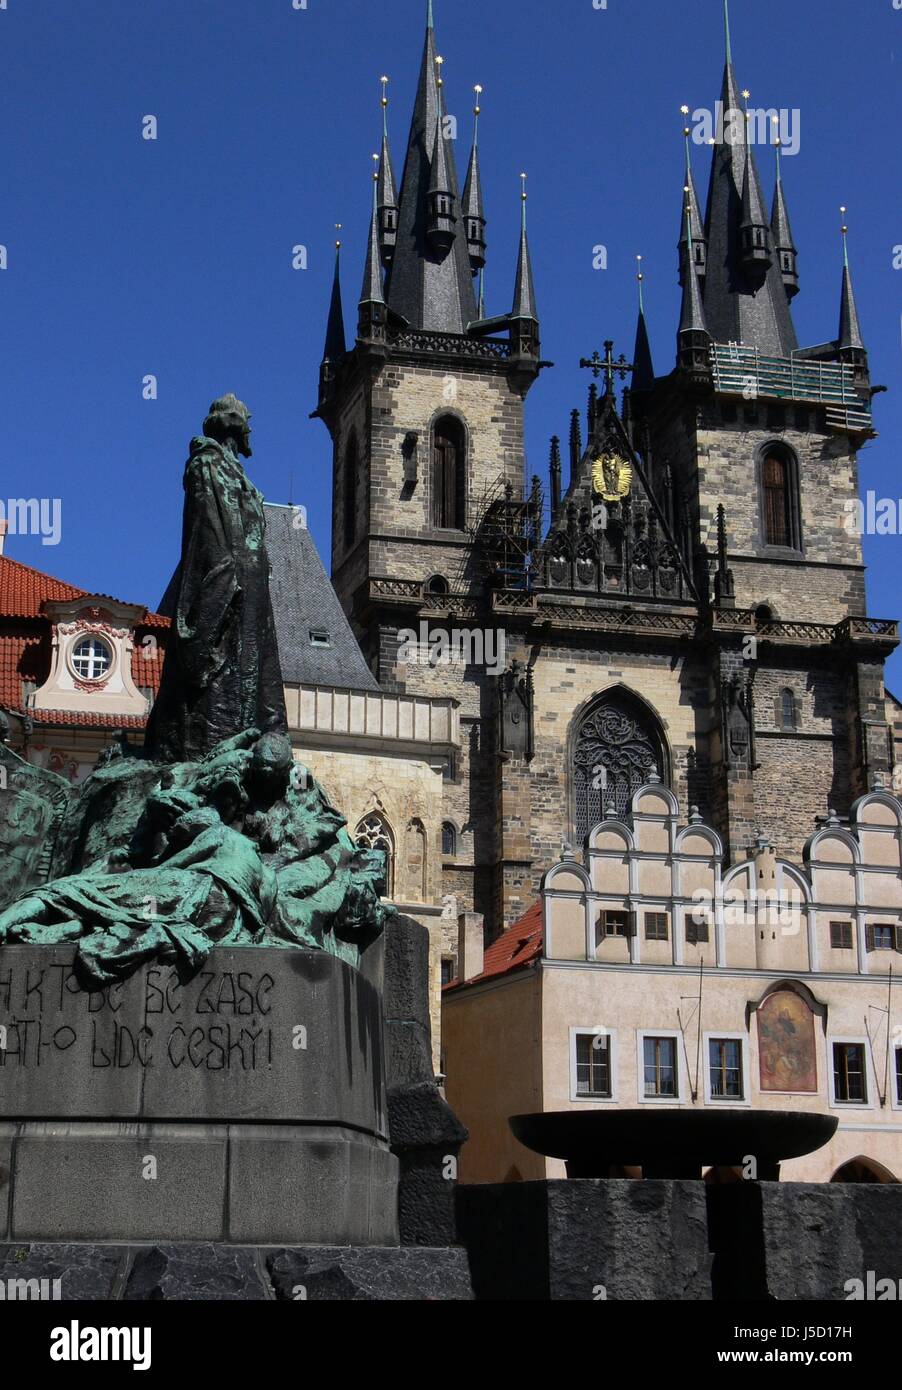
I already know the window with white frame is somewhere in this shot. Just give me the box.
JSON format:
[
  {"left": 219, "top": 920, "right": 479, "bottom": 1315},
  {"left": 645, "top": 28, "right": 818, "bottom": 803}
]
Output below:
[
  {"left": 71, "top": 636, "right": 112, "bottom": 681},
  {"left": 896, "top": 1048, "right": 902, "bottom": 1107},
  {"left": 572, "top": 1030, "right": 614, "bottom": 1099},
  {"left": 832, "top": 1041, "right": 868, "bottom": 1104},
  {"left": 643, "top": 1035, "right": 678, "bottom": 1099},
  {"left": 708, "top": 1037, "right": 744, "bottom": 1100}
]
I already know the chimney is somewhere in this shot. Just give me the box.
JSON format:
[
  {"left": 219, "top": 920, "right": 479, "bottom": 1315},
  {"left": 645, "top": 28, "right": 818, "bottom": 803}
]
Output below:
[
  {"left": 0, "top": 520, "right": 8, "bottom": 556},
  {"left": 457, "top": 911, "right": 485, "bottom": 983}
]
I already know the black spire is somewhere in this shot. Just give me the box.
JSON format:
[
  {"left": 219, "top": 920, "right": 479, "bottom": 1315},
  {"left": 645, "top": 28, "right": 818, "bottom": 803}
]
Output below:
[
  {"left": 632, "top": 258, "right": 655, "bottom": 392},
  {"left": 738, "top": 121, "right": 773, "bottom": 287},
  {"left": 678, "top": 195, "right": 710, "bottom": 375},
  {"left": 318, "top": 236, "right": 347, "bottom": 411},
  {"left": 377, "top": 77, "right": 398, "bottom": 267},
  {"left": 462, "top": 87, "right": 487, "bottom": 274},
  {"left": 549, "top": 436, "right": 562, "bottom": 523},
  {"left": 837, "top": 209, "right": 867, "bottom": 386},
  {"left": 569, "top": 409, "right": 582, "bottom": 475},
  {"left": 699, "top": 2, "right": 797, "bottom": 356},
  {"left": 383, "top": 3, "right": 477, "bottom": 334},
  {"left": 510, "top": 174, "right": 540, "bottom": 364},
  {"left": 771, "top": 140, "right": 799, "bottom": 300},
  {"left": 359, "top": 166, "right": 387, "bottom": 347},
  {"left": 679, "top": 110, "right": 707, "bottom": 285},
  {"left": 323, "top": 240, "right": 347, "bottom": 364},
  {"left": 426, "top": 62, "right": 457, "bottom": 255}
]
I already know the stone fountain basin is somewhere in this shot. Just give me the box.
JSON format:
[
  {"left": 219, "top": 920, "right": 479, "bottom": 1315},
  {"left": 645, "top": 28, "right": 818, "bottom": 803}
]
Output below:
[{"left": 509, "top": 1109, "right": 838, "bottom": 1178}]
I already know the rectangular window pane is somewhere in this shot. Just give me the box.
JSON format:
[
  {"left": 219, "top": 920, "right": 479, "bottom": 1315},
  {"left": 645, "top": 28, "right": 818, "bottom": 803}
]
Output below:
[
  {"left": 874, "top": 926, "right": 894, "bottom": 951},
  {"left": 645, "top": 912, "right": 669, "bottom": 942},
  {"left": 576, "top": 1033, "right": 611, "bottom": 1098},
  {"left": 834, "top": 1043, "right": 867, "bottom": 1103},
  {"left": 830, "top": 921, "right": 853, "bottom": 950},
  {"left": 644, "top": 1037, "right": 676, "bottom": 1098},
  {"left": 710, "top": 1038, "right": 743, "bottom": 1099},
  {"left": 897, "top": 1049, "right": 902, "bottom": 1107}
]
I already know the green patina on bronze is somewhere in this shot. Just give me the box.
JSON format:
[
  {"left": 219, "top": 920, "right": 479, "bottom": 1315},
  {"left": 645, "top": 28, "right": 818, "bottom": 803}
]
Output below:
[{"left": 0, "top": 397, "right": 390, "bottom": 987}]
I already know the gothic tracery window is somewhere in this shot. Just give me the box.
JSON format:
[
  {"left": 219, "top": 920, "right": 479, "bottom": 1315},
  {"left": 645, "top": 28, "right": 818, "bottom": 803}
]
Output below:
[
  {"left": 571, "top": 694, "right": 665, "bottom": 839},
  {"left": 355, "top": 812, "right": 394, "bottom": 898},
  {"left": 432, "top": 415, "right": 466, "bottom": 531}
]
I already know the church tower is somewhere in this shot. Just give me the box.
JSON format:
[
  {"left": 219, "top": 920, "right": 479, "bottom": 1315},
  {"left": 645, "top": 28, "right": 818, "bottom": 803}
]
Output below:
[
  {"left": 315, "top": 0, "right": 897, "bottom": 936},
  {"left": 314, "top": 2, "right": 544, "bottom": 928},
  {"left": 627, "top": 0, "right": 894, "bottom": 860},
  {"left": 315, "top": 2, "right": 542, "bottom": 633}
]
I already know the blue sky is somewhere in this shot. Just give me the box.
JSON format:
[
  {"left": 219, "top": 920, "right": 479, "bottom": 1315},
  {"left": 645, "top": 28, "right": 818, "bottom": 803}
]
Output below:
[{"left": 2, "top": 0, "right": 901, "bottom": 680}]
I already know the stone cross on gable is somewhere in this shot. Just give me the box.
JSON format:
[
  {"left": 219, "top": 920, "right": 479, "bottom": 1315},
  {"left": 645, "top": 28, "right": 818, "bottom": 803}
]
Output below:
[{"left": 579, "top": 340, "right": 635, "bottom": 396}]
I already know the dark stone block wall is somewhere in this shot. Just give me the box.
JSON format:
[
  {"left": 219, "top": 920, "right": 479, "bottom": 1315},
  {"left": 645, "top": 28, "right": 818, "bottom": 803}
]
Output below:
[{"left": 458, "top": 1179, "right": 902, "bottom": 1302}]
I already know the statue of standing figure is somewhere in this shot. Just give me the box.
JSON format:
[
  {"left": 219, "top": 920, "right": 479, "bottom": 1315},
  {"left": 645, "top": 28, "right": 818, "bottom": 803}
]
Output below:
[
  {"left": 146, "top": 394, "right": 288, "bottom": 763},
  {"left": 0, "top": 397, "right": 390, "bottom": 985}
]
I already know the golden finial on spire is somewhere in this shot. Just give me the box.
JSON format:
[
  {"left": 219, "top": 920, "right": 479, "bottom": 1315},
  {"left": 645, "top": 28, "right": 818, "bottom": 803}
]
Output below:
[
  {"left": 372, "top": 152, "right": 380, "bottom": 184},
  {"left": 380, "top": 76, "right": 389, "bottom": 108},
  {"left": 435, "top": 53, "right": 444, "bottom": 88},
  {"left": 520, "top": 172, "right": 528, "bottom": 202},
  {"left": 474, "top": 83, "right": 483, "bottom": 116},
  {"left": 840, "top": 205, "right": 850, "bottom": 266},
  {"left": 335, "top": 221, "right": 342, "bottom": 250},
  {"left": 636, "top": 254, "right": 645, "bottom": 313}
]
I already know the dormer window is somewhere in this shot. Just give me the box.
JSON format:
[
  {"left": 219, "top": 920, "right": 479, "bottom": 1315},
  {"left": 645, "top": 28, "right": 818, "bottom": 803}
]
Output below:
[
  {"left": 71, "top": 636, "right": 112, "bottom": 682},
  {"left": 309, "top": 629, "right": 331, "bottom": 648}
]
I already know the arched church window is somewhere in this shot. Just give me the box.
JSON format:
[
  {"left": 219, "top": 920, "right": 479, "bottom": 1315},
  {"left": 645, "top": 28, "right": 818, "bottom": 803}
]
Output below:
[
  {"left": 355, "top": 812, "right": 394, "bottom": 898},
  {"left": 343, "top": 432, "right": 358, "bottom": 551},
  {"left": 571, "top": 693, "right": 666, "bottom": 840},
  {"left": 441, "top": 822, "right": 457, "bottom": 856},
  {"left": 761, "top": 448, "right": 799, "bottom": 550},
  {"left": 432, "top": 416, "right": 466, "bottom": 531},
  {"left": 426, "top": 575, "right": 449, "bottom": 596},
  {"left": 780, "top": 688, "right": 796, "bottom": 729}
]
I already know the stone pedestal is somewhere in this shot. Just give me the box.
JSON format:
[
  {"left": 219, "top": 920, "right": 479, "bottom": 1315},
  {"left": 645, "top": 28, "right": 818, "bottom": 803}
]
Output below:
[{"left": 0, "top": 945, "right": 398, "bottom": 1246}]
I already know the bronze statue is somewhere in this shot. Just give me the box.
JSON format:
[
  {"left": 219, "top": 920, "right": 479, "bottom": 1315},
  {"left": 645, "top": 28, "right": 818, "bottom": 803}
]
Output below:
[{"left": 146, "top": 395, "right": 287, "bottom": 763}]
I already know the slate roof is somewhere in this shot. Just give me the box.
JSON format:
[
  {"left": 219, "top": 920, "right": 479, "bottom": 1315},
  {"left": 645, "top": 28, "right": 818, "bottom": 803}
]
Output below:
[
  {"left": 382, "top": 10, "right": 478, "bottom": 334},
  {"left": 443, "top": 901, "right": 543, "bottom": 992},
  {"left": 263, "top": 504, "right": 379, "bottom": 692}
]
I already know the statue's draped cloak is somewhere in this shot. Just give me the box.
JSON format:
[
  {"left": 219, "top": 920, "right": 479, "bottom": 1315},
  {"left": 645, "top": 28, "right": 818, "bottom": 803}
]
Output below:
[{"left": 146, "top": 437, "right": 287, "bottom": 762}]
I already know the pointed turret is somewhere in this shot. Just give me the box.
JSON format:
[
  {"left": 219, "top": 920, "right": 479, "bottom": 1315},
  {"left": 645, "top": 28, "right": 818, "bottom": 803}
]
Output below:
[
  {"left": 632, "top": 256, "right": 655, "bottom": 392},
  {"left": 384, "top": 4, "right": 477, "bottom": 333},
  {"left": 771, "top": 138, "right": 799, "bottom": 300},
  {"left": 699, "top": 1, "right": 797, "bottom": 356},
  {"left": 549, "top": 436, "right": 562, "bottom": 523},
  {"left": 376, "top": 78, "right": 398, "bottom": 267},
  {"left": 462, "top": 86, "right": 487, "bottom": 274},
  {"left": 319, "top": 234, "right": 347, "bottom": 410},
  {"left": 738, "top": 103, "right": 773, "bottom": 287},
  {"left": 678, "top": 196, "right": 710, "bottom": 377},
  {"left": 510, "top": 173, "right": 540, "bottom": 366},
  {"left": 426, "top": 56, "right": 457, "bottom": 255},
  {"left": 569, "top": 409, "right": 582, "bottom": 475},
  {"left": 837, "top": 207, "right": 868, "bottom": 384},
  {"left": 359, "top": 161, "right": 387, "bottom": 349},
  {"left": 679, "top": 107, "right": 707, "bottom": 284}
]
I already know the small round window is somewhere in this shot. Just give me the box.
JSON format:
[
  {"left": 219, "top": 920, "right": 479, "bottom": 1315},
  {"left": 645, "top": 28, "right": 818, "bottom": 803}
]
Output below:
[{"left": 72, "top": 636, "right": 112, "bottom": 681}]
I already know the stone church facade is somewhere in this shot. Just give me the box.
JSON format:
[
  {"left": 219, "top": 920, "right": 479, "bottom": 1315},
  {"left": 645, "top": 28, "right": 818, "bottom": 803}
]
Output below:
[{"left": 314, "top": 1, "right": 901, "bottom": 984}]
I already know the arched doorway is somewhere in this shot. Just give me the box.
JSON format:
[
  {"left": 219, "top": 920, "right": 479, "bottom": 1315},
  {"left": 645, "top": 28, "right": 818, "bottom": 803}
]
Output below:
[{"left": 831, "top": 1157, "right": 899, "bottom": 1184}]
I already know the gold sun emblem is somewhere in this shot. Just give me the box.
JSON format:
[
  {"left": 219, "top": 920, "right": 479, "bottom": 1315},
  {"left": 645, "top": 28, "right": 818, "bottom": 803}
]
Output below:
[{"left": 592, "top": 452, "right": 633, "bottom": 503}]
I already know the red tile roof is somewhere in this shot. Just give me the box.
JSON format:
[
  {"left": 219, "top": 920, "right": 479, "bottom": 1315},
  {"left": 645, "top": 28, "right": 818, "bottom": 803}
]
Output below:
[
  {"left": 0, "top": 555, "right": 168, "bottom": 730},
  {"left": 444, "top": 900, "right": 543, "bottom": 991},
  {"left": 0, "top": 554, "right": 169, "bottom": 626}
]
